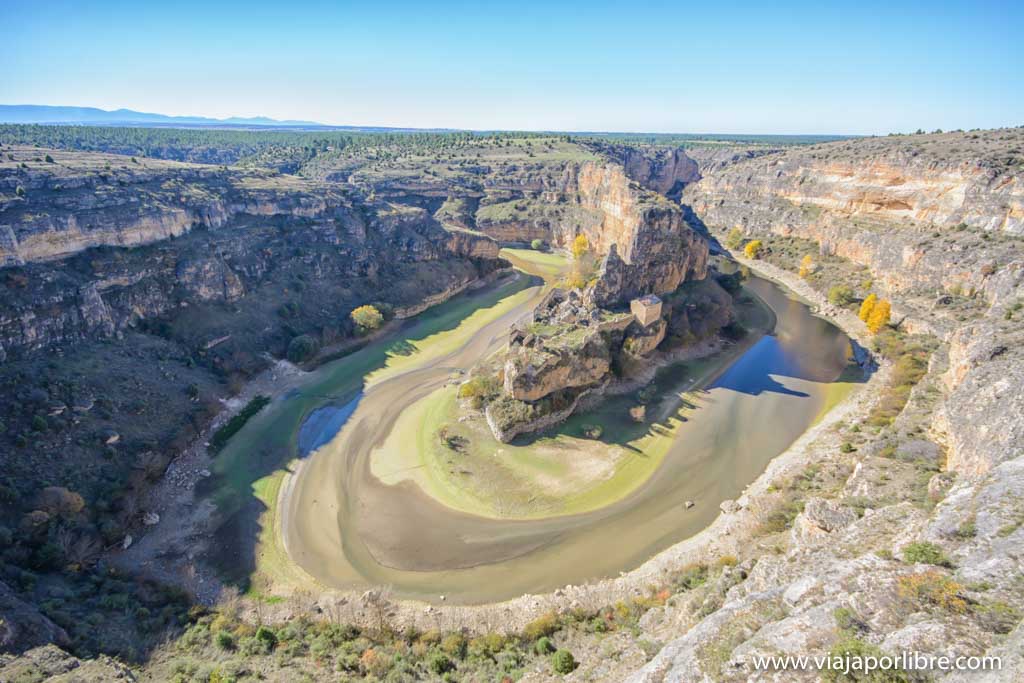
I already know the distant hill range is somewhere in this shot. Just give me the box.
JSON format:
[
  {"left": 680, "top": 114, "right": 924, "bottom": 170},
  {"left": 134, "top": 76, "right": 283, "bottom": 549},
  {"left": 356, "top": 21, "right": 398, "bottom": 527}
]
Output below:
[{"left": 0, "top": 104, "right": 332, "bottom": 129}]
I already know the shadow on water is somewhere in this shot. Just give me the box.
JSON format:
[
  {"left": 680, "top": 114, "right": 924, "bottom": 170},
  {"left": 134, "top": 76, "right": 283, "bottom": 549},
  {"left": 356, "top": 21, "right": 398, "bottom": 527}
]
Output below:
[{"left": 197, "top": 272, "right": 539, "bottom": 592}]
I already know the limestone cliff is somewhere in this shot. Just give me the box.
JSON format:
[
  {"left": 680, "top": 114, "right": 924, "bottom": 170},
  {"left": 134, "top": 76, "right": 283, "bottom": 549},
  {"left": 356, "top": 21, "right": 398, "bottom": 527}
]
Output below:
[{"left": 627, "top": 129, "right": 1024, "bottom": 680}]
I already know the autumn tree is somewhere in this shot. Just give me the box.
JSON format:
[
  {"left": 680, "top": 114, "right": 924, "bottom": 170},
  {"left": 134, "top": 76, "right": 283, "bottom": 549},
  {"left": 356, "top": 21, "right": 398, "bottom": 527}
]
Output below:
[
  {"left": 351, "top": 304, "right": 384, "bottom": 331},
  {"left": 858, "top": 293, "right": 877, "bottom": 322},
  {"left": 567, "top": 234, "right": 593, "bottom": 289},
  {"left": 571, "top": 234, "right": 589, "bottom": 259},
  {"left": 867, "top": 299, "right": 891, "bottom": 333},
  {"left": 743, "top": 239, "right": 763, "bottom": 259},
  {"left": 799, "top": 254, "right": 814, "bottom": 278}
]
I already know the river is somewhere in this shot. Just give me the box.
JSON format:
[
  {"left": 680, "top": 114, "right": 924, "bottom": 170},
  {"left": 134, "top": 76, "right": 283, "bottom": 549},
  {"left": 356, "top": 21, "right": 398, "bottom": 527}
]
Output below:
[{"left": 273, "top": 273, "right": 856, "bottom": 604}]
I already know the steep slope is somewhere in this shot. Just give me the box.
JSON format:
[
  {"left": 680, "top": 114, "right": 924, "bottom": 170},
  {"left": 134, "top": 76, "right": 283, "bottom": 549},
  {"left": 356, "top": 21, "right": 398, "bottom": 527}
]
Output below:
[{"left": 625, "top": 128, "right": 1024, "bottom": 680}]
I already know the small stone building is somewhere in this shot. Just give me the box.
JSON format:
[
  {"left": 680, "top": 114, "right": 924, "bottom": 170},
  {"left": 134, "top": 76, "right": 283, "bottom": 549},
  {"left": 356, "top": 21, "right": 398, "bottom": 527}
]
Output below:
[{"left": 630, "top": 294, "right": 663, "bottom": 327}]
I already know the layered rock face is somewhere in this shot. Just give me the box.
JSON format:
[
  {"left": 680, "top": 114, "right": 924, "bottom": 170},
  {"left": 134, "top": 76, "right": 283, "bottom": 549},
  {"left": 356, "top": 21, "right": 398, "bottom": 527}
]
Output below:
[
  {"left": 0, "top": 147, "right": 502, "bottom": 360},
  {"left": 340, "top": 146, "right": 710, "bottom": 309},
  {"left": 629, "top": 129, "right": 1024, "bottom": 681},
  {"left": 684, "top": 129, "right": 1024, "bottom": 307}
]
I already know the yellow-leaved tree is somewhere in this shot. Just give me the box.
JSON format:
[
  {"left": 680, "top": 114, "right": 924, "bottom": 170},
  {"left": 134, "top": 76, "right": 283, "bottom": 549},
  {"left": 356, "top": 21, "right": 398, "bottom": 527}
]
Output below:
[
  {"left": 799, "top": 254, "right": 814, "bottom": 278},
  {"left": 743, "top": 239, "right": 763, "bottom": 259},
  {"left": 567, "top": 234, "right": 592, "bottom": 289},
  {"left": 858, "top": 294, "right": 877, "bottom": 322},
  {"left": 867, "top": 298, "right": 891, "bottom": 334},
  {"left": 351, "top": 304, "right": 383, "bottom": 331},
  {"left": 571, "top": 234, "right": 589, "bottom": 259}
]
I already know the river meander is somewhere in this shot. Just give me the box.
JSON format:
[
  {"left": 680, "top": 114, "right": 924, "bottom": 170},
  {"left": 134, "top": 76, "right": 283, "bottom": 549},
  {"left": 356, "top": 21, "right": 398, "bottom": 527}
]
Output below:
[{"left": 210, "top": 251, "right": 858, "bottom": 604}]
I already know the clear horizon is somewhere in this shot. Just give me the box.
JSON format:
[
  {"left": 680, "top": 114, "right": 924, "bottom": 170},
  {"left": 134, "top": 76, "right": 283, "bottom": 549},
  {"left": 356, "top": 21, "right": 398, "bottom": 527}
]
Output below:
[{"left": 2, "top": 0, "right": 1021, "bottom": 135}]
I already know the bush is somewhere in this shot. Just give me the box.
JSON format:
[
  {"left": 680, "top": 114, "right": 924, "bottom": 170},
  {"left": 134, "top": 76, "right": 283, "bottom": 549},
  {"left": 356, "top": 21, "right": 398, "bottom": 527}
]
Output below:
[
  {"left": 743, "top": 239, "right": 763, "bottom": 259},
  {"left": 350, "top": 304, "right": 384, "bottom": 332},
  {"left": 214, "top": 630, "right": 235, "bottom": 650},
  {"left": 725, "top": 227, "right": 744, "bottom": 250},
  {"left": 823, "top": 635, "right": 907, "bottom": 682},
  {"left": 45, "top": 154, "right": 54, "bottom": 163},
  {"left": 551, "top": 649, "right": 577, "bottom": 675},
  {"left": 286, "top": 334, "right": 319, "bottom": 363},
  {"left": 254, "top": 625, "right": 277, "bottom": 649},
  {"left": 16, "top": 185, "right": 26, "bottom": 197},
  {"left": 440, "top": 632, "right": 467, "bottom": 659},
  {"left": 531, "top": 238, "right": 545, "bottom": 250},
  {"left": 523, "top": 611, "right": 559, "bottom": 640},
  {"left": 827, "top": 285, "right": 855, "bottom": 307},
  {"left": 429, "top": 652, "right": 454, "bottom": 675},
  {"left": 897, "top": 570, "right": 967, "bottom": 613},
  {"left": 535, "top": 636, "right": 556, "bottom": 654},
  {"left": 902, "top": 541, "right": 951, "bottom": 567}
]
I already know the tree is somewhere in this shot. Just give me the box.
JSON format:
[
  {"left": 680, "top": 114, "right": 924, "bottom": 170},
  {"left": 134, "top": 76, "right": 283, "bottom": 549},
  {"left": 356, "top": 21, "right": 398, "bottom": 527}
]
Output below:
[
  {"left": 743, "top": 239, "right": 763, "bottom": 259},
  {"left": 286, "top": 334, "right": 319, "bottom": 363},
  {"left": 798, "top": 254, "right": 814, "bottom": 278},
  {"left": 725, "top": 227, "right": 744, "bottom": 250},
  {"left": 350, "top": 304, "right": 383, "bottom": 331},
  {"left": 867, "top": 299, "right": 891, "bottom": 334},
  {"left": 571, "top": 234, "right": 589, "bottom": 259},
  {"left": 531, "top": 238, "right": 545, "bottom": 250},
  {"left": 858, "top": 293, "right": 877, "bottom": 322}
]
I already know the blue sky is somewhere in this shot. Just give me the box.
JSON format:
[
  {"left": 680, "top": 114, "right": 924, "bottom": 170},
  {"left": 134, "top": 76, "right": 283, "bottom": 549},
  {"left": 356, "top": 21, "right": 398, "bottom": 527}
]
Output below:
[{"left": 2, "top": 0, "right": 1021, "bottom": 134}]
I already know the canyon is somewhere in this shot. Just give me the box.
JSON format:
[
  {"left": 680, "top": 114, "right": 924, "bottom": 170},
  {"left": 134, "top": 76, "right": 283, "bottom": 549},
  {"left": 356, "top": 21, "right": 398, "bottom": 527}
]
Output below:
[{"left": 0, "top": 127, "right": 1022, "bottom": 682}]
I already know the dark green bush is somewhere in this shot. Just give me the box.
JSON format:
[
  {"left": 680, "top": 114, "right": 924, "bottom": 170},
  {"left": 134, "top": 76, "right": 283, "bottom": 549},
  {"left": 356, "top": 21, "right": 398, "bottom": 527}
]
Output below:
[
  {"left": 286, "top": 334, "right": 319, "bottom": 363},
  {"left": 551, "top": 649, "right": 577, "bottom": 675}
]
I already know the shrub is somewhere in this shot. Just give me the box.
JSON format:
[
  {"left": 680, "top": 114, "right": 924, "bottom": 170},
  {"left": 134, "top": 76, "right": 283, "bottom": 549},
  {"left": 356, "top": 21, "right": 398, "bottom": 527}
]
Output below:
[
  {"left": 535, "top": 636, "right": 556, "bottom": 654},
  {"left": 858, "top": 293, "right": 877, "bottom": 322},
  {"left": 725, "top": 227, "right": 744, "bottom": 249},
  {"left": 896, "top": 570, "right": 967, "bottom": 613},
  {"left": 254, "top": 625, "right": 277, "bottom": 649},
  {"left": 286, "top": 334, "right": 319, "bottom": 363},
  {"left": 523, "top": 611, "right": 559, "bottom": 640},
  {"left": 16, "top": 185, "right": 26, "bottom": 197},
  {"left": 827, "top": 285, "right": 855, "bottom": 307},
  {"left": 902, "top": 541, "right": 951, "bottom": 567},
  {"left": 823, "top": 635, "right": 907, "bottom": 682},
  {"left": 440, "top": 632, "right": 467, "bottom": 658},
  {"left": 350, "top": 304, "right": 384, "bottom": 332},
  {"left": 429, "top": 652, "right": 454, "bottom": 675},
  {"left": 840, "top": 442, "right": 855, "bottom": 453},
  {"left": 531, "top": 238, "right": 545, "bottom": 250},
  {"left": 551, "top": 649, "right": 577, "bottom": 675},
  {"left": 743, "top": 239, "right": 763, "bottom": 259},
  {"left": 580, "top": 423, "right": 603, "bottom": 439},
  {"left": 214, "top": 630, "right": 235, "bottom": 650}
]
